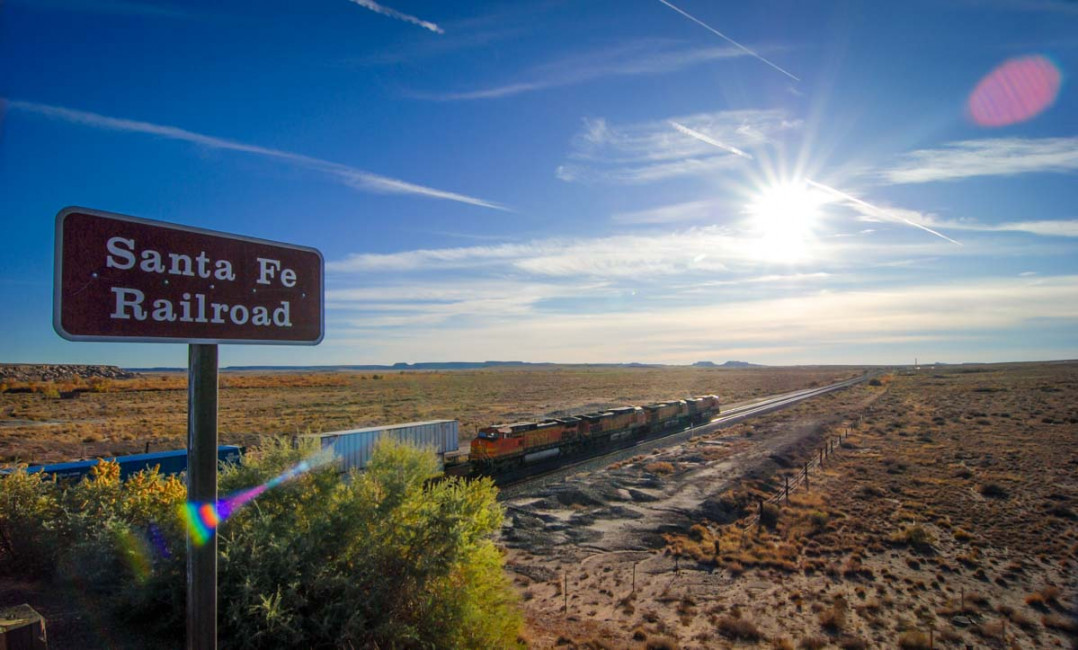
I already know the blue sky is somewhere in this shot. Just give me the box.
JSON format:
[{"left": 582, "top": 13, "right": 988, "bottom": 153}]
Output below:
[{"left": 2, "top": 0, "right": 1076, "bottom": 367}]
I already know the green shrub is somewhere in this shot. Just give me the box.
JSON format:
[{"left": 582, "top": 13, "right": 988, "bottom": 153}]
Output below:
[
  {"left": 0, "top": 466, "right": 64, "bottom": 575},
  {"left": 215, "top": 439, "right": 520, "bottom": 648}
]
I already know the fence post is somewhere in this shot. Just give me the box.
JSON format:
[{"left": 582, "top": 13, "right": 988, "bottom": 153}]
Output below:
[
  {"left": 784, "top": 475, "right": 790, "bottom": 505},
  {"left": 632, "top": 562, "right": 637, "bottom": 595},
  {"left": 819, "top": 448, "right": 824, "bottom": 466},
  {"left": 564, "top": 573, "right": 568, "bottom": 615}
]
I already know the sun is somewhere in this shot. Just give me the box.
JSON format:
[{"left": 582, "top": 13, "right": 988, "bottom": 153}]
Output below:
[{"left": 746, "top": 181, "right": 827, "bottom": 262}]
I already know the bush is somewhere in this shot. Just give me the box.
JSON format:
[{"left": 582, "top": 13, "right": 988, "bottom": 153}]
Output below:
[
  {"left": 819, "top": 598, "right": 848, "bottom": 633},
  {"left": 0, "top": 466, "right": 65, "bottom": 575},
  {"left": 890, "top": 525, "right": 935, "bottom": 552},
  {"left": 897, "top": 630, "right": 931, "bottom": 649},
  {"left": 716, "top": 615, "right": 762, "bottom": 641},
  {"left": 979, "top": 482, "right": 1009, "bottom": 499},
  {"left": 808, "top": 511, "right": 829, "bottom": 531},
  {"left": 0, "top": 460, "right": 188, "bottom": 634},
  {"left": 218, "top": 438, "right": 521, "bottom": 649},
  {"left": 760, "top": 503, "right": 780, "bottom": 529},
  {"left": 1, "top": 440, "right": 521, "bottom": 648},
  {"left": 645, "top": 461, "right": 676, "bottom": 475}
]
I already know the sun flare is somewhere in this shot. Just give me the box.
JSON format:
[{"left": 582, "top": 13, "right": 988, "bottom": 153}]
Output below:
[{"left": 747, "top": 182, "right": 827, "bottom": 262}]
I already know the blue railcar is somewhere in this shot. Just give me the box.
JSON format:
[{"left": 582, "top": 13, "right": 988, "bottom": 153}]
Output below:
[{"left": 5, "top": 445, "right": 244, "bottom": 482}]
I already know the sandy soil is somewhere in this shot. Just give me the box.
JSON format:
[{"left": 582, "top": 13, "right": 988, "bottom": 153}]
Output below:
[{"left": 504, "top": 363, "right": 1078, "bottom": 649}]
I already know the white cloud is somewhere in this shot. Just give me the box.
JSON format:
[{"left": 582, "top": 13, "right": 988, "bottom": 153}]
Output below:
[
  {"left": 7, "top": 100, "right": 506, "bottom": 210},
  {"left": 611, "top": 199, "right": 726, "bottom": 224},
  {"left": 328, "top": 242, "right": 538, "bottom": 273},
  {"left": 329, "top": 227, "right": 767, "bottom": 277},
  {"left": 880, "top": 137, "right": 1078, "bottom": 184},
  {"left": 938, "top": 219, "right": 1078, "bottom": 238},
  {"left": 855, "top": 206, "right": 1078, "bottom": 239},
  {"left": 557, "top": 109, "right": 800, "bottom": 184},
  {"left": 994, "top": 220, "right": 1078, "bottom": 237},
  {"left": 344, "top": 0, "right": 443, "bottom": 34},
  {"left": 329, "top": 216, "right": 1027, "bottom": 280},
  {"left": 325, "top": 275, "right": 1078, "bottom": 364},
  {"left": 413, "top": 39, "right": 748, "bottom": 100}
]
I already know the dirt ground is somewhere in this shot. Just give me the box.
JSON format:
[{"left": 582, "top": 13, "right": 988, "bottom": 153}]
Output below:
[
  {"left": 503, "top": 362, "right": 1078, "bottom": 649},
  {"left": 0, "top": 365, "right": 856, "bottom": 465}
]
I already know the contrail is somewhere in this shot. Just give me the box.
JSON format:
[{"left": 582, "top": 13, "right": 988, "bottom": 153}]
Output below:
[
  {"left": 345, "top": 0, "right": 444, "bottom": 34},
  {"left": 9, "top": 99, "right": 508, "bottom": 211},
  {"left": 805, "top": 180, "right": 963, "bottom": 246},
  {"left": 670, "top": 121, "right": 754, "bottom": 159},
  {"left": 656, "top": 0, "right": 800, "bottom": 82}
]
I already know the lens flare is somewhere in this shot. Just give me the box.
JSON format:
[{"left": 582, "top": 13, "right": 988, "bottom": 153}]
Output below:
[
  {"left": 114, "top": 527, "right": 153, "bottom": 583},
  {"left": 181, "top": 455, "right": 332, "bottom": 546},
  {"left": 968, "top": 55, "right": 1062, "bottom": 127}
]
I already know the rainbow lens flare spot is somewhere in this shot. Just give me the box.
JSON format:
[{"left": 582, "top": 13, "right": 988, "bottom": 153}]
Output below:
[{"left": 181, "top": 452, "right": 333, "bottom": 546}]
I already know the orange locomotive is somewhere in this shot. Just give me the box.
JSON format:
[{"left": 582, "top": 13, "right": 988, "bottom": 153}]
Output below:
[{"left": 469, "top": 394, "right": 720, "bottom": 471}]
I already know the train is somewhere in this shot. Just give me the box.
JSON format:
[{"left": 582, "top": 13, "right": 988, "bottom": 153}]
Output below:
[
  {"left": 4, "top": 395, "right": 720, "bottom": 482},
  {"left": 468, "top": 394, "right": 720, "bottom": 471},
  {"left": 4, "top": 445, "right": 244, "bottom": 482}
]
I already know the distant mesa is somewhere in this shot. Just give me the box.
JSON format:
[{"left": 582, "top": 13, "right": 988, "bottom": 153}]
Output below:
[{"left": 693, "top": 360, "right": 762, "bottom": 368}]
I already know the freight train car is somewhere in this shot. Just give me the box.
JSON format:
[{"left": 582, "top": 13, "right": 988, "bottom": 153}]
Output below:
[
  {"left": 8, "top": 445, "right": 244, "bottom": 482},
  {"left": 469, "top": 394, "right": 719, "bottom": 471},
  {"left": 306, "top": 419, "right": 459, "bottom": 473}
]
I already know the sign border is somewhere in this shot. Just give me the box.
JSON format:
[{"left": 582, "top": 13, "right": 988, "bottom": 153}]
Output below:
[{"left": 53, "top": 206, "right": 325, "bottom": 346}]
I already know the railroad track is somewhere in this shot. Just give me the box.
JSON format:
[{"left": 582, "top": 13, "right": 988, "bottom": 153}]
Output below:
[{"left": 495, "top": 372, "right": 872, "bottom": 498}]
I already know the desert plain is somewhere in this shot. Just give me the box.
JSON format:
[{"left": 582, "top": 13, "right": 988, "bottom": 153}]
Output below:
[{"left": 1, "top": 361, "right": 1076, "bottom": 648}]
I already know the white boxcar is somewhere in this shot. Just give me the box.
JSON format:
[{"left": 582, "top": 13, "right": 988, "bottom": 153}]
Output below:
[{"left": 309, "top": 419, "right": 459, "bottom": 473}]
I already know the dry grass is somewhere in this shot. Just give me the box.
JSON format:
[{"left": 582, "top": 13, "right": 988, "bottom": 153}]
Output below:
[
  {"left": 1, "top": 365, "right": 855, "bottom": 464},
  {"left": 651, "top": 361, "right": 1078, "bottom": 649},
  {"left": 715, "top": 614, "right": 763, "bottom": 641},
  {"left": 896, "top": 630, "right": 931, "bottom": 649},
  {"left": 644, "top": 461, "right": 676, "bottom": 475}
]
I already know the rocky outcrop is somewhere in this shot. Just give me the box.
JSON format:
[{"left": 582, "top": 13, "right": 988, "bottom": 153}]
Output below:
[{"left": 0, "top": 364, "right": 137, "bottom": 383}]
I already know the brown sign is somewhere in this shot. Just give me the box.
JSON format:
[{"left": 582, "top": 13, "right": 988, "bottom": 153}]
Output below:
[{"left": 54, "top": 207, "right": 323, "bottom": 344}]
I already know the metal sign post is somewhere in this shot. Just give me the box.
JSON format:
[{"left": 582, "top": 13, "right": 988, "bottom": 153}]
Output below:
[{"left": 187, "top": 344, "right": 219, "bottom": 650}]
